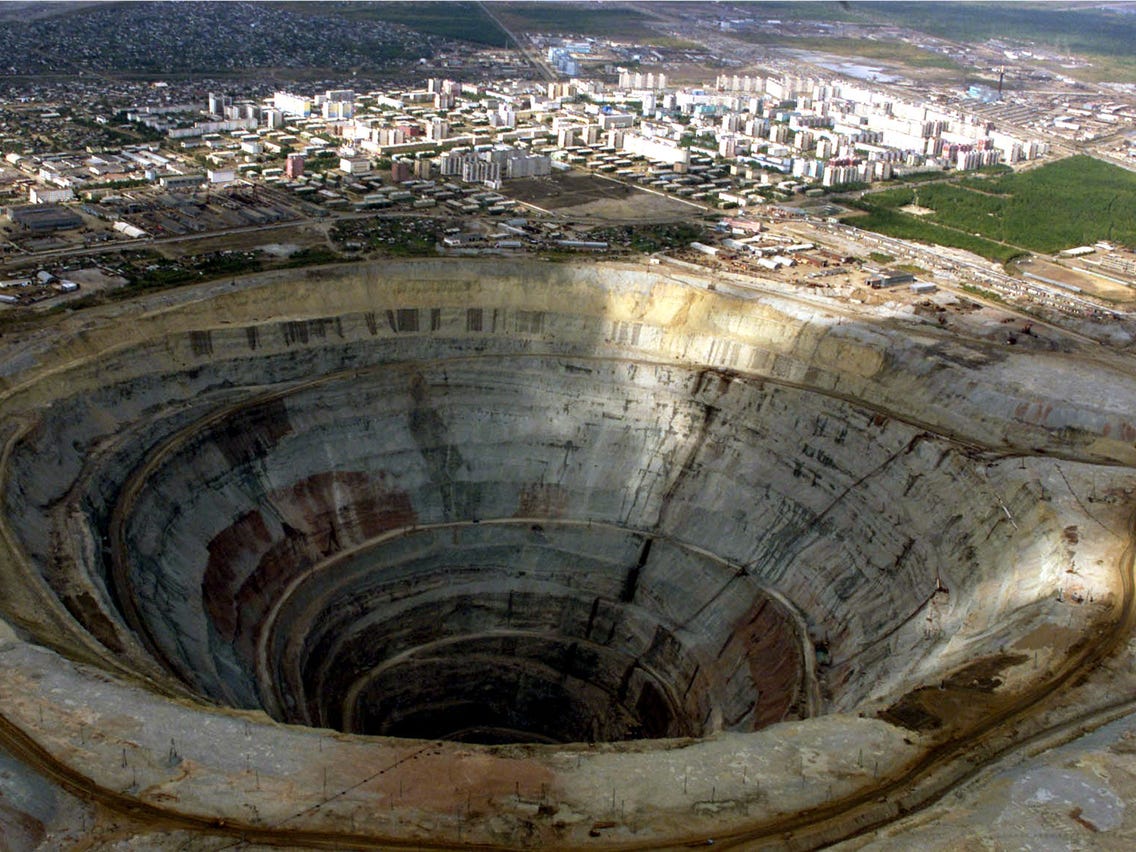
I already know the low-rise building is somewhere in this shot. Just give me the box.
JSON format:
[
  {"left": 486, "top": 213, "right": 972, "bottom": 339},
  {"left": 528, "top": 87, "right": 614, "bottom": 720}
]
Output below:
[
  {"left": 7, "top": 204, "right": 83, "bottom": 232},
  {"left": 159, "top": 173, "right": 205, "bottom": 190},
  {"left": 340, "top": 155, "right": 372, "bottom": 175},
  {"left": 29, "top": 186, "right": 75, "bottom": 204}
]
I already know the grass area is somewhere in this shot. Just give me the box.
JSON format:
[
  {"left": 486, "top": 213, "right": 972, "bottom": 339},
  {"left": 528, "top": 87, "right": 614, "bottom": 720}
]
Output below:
[
  {"left": 724, "top": 2, "right": 866, "bottom": 23},
  {"left": 585, "top": 222, "right": 707, "bottom": 254},
  {"left": 724, "top": 3, "right": 1136, "bottom": 83},
  {"left": 114, "top": 248, "right": 339, "bottom": 299},
  {"left": 741, "top": 34, "right": 961, "bottom": 70},
  {"left": 277, "top": 2, "right": 511, "bottom": 47},
  {"left": 125, "top": 264, "right": 197, "bottom": 292},
  {"left": 869, "top": 251, "right": 895, "bottom": 264},
  {"left": 638, "top": 36, "right": 701, "bottom": 50},
  {"left": 1031, "top": 53, "right": 1136, "bottom": 86},
  {"left": 898, "top": 170, "right": 953, "bottom": 184},
  {"left": 194, "top": 252, "right": 264, "bottom": 277},
  {"left": 488, "top": 2, "right": 658, "bottom": 39},
  {"left": 121, "top": 251, "right": 265, "bottom": 295},
  {"left": 961, "top": 283, "right": 1006, "bottom": 304},
  {"left": 849, "top": 204, "right": 1023, "bottom": 264},
  {"left": 850, "top": 156, "right": 1136, "bottom": 260},
  {"left": 280, "top": 247, "right": 344, "bottom": 267},
  {"left": 863, "top": 2, "right": 1136, "bottom": 60},
  {"left": 737, "top": 1, "right": 1136, "bottom": 62},
  {"left": 868, "top": 2, "right": 1136, "bottom": 83},
  {"left": 331, "top": 216, "right": 439, "bottom": 257}
]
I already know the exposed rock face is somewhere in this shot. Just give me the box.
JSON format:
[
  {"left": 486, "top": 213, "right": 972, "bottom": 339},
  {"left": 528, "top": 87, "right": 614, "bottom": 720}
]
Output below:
[{"left": 0, "top": 259, "right": 1131, "bottom": 846}]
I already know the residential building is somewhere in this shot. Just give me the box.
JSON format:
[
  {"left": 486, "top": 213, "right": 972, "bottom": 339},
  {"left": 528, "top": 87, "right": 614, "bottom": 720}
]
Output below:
[{"left": 284, "top": 154, "right": 305, "bottom": 179}]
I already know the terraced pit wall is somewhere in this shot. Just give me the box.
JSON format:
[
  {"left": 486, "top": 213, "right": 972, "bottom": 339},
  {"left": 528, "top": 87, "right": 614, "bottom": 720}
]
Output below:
[{"left": 0, "top": 258, "right": 1132, "bottom": 846}]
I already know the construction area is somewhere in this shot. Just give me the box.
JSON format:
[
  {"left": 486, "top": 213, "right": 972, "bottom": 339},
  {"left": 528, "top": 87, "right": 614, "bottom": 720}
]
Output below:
[{"left": 2, "top": 259, "right": 1136, "bottom": 849}]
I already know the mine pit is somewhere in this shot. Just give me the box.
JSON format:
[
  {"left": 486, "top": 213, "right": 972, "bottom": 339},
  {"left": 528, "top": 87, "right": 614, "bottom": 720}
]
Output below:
[{"left": 0, "top": 259, "right": 1132, "bottom": 848}]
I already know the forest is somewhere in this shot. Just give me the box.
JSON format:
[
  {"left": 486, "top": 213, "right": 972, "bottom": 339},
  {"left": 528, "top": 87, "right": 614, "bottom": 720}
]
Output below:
[{"left": 849, "top": 156, "right": 1136, "bottom": 261}]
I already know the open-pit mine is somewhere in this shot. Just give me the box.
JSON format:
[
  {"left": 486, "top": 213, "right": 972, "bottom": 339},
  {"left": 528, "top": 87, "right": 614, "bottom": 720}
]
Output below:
[{"left": 1, "top": 259, "right": 1135, "bottom": 849}]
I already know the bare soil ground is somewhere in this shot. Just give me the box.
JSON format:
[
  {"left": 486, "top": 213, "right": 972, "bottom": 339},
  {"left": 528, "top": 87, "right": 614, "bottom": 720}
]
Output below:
[
  {"left": 506, "top": 173, "right": 699, "bottom": 222},
  {"left": 58, "top": 267, "right": 127, "bottom": 295},
  {"left": 152, "top": 223, "right": 329, "bottom": 260},
  {"left": 899, "top": 203, "right": 935, "bottom": 217},
  {"left": 1019, "top": 257, "right": 1136, "bottom": 305}
]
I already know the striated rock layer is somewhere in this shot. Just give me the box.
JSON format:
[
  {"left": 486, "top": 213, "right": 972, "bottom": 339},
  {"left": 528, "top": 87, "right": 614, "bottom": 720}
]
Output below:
[{"left": 0, "top": 259, "right": 1132, "bottom": 846}]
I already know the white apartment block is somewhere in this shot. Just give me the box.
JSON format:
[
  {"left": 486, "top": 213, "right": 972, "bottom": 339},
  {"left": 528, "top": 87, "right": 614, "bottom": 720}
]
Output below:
[
  {"left": 339, "top": 155, "right": 372, "bottom": 175},
  {"left": 274, "top": 92, "right": 312, "bottom": 118},
  {"left": 620, "top": 133, "right": 691, "bottom": 165}
]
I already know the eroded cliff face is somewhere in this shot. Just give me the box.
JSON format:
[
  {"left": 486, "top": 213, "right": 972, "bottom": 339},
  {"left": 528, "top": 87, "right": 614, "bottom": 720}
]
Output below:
[{"left": 0, "top": 259, "right": 1131, "bottom": 846}]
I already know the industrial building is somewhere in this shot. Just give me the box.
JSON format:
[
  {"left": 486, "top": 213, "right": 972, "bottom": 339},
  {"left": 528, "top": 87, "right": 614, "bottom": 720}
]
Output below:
[{"left": 5, "top": 204, "right": 83, "bottom": 232}]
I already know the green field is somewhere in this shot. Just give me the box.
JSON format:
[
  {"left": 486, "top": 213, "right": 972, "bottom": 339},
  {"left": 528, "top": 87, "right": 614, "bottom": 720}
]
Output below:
[
  {"left": 737, "top": 34, "right": 961, "bottom": 71},
  {"left": 848, "top": 157, "right": 1136, "bottom": 261},
  {"left": 868, "top": 3, "right": 1136, "bottom": 83},
  {"left": 865, "top": 3, "right": 1136, "bottom": 61},
  {"left": 738, "top": 3, "right": 1136, "bottom": 60},
  {"left": 722, "top": 2, "right": 1136, "bottom": 83},
  {"left": 848, "top": 204, "right": 1024, "bottom": 264},
  {"left": 487, "top": 2, "right": 659, "bottom": 39},
  {"left": 279, "top": 2, "right": 1136, "bottom": 79},
  {"left": 278, "top": 2, "right": 512, "bottom": 47}
]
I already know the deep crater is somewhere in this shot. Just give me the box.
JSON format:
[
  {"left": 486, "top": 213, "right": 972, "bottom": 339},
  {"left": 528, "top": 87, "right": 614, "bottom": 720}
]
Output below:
[
  {"left": 110, "top": 360, "right": 819, "bottom": 743},
  {"left": 1, "top": 260, "right": 1124, "bottom": 756}
]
